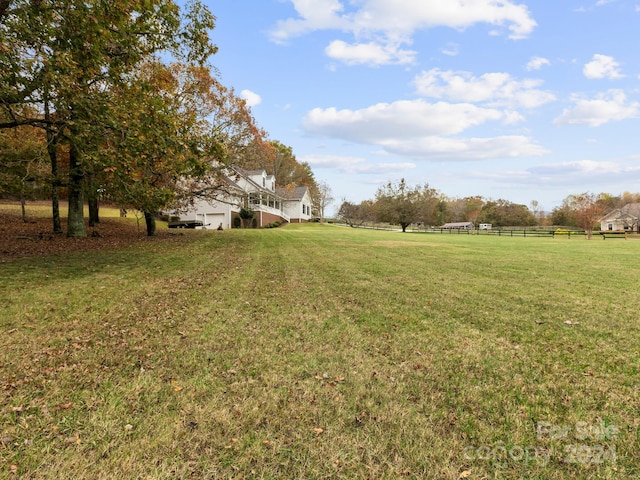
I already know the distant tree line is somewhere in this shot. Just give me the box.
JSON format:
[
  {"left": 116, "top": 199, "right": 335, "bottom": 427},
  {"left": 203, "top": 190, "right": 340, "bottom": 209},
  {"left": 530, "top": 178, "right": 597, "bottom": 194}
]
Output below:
[{"left": 337, "top": 179, "right": 640, "bottom": 235}]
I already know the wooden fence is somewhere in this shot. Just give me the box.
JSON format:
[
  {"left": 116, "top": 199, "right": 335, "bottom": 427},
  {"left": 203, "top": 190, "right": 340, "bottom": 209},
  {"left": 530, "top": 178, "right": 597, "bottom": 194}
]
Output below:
[
  {"left": 334, "top": 223, "right": 637, "bottom": 239},
  {"left": 413, "top": 227, "right": 584, "bottom": 238}
]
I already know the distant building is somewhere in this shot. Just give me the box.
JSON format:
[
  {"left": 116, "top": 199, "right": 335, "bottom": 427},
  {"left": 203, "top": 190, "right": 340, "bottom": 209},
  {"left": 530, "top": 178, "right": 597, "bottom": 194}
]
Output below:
[
  {"left": 599, "top": 203, "right": 640, "bottom": 232},
  {"left": 478, "top": 223, "right": 492, "bottom": 230},
  {"left": 442, "top": 222, "right": 475, "bottom": 230}
]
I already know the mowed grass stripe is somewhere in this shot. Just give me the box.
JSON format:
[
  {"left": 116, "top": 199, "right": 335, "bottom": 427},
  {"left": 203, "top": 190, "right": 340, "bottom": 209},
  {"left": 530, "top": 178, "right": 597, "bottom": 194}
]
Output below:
[{"left": 1, "top": 223, "right": 638, "bottom": 479}]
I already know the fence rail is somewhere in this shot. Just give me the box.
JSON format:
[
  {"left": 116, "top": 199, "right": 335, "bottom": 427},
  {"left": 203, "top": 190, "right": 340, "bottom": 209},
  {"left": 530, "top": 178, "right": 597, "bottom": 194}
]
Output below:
[
  {"left": 334, "top": 223, "right": 639, "bottom": 239},
  {"left": 412, "top": 227, "right": 584, "bottom": 238}
]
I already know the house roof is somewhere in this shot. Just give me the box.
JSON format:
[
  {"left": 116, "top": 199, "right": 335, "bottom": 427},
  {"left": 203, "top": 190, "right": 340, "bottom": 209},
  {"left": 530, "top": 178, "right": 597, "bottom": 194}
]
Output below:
[
  {"left": 442, "top": 222, "right": 474, "bottom": 227},
  {"left": 601, "top": 203, "right": 640, "bottom": 222},
  {"left": 621, "top": 203, "right": 640, "bottom": 217},
  {"left": 276, "top": 185, "right": 309, "bottom": 200},
  {"left": 234, "top": 167, "right": 265, "bottom": 176},
  {"left": 227, "top": 165, "right": 310, "bottom": 202},
  {"left": 227, "top": 165, "right": 277, "bottom": 194}
]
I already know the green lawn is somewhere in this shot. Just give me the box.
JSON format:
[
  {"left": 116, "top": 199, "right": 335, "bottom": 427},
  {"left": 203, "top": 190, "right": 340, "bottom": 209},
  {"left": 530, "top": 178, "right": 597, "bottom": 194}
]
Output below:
[{"left": 1, "top": 223, "right": 638, "bottom": 479}]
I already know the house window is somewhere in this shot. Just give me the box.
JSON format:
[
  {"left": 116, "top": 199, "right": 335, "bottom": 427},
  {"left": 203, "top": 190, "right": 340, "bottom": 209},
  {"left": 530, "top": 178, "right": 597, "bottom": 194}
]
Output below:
[
  {"left": 608, "top": 224, "right": 613, "bottom": 230},
  {"left": 263, "top": 177, "right": 265, "bottom": 187}
]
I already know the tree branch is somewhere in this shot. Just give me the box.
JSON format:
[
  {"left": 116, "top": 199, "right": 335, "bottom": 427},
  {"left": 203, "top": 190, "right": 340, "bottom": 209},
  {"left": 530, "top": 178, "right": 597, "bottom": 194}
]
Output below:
[{"left": 0, "top": 0, "right": 11, "bottom": 23}]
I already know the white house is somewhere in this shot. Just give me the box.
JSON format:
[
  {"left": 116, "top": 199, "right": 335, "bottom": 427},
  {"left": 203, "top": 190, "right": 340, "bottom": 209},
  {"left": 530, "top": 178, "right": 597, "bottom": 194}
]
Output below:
[
  {"left": 277, "top": 185, "right": 313, "bottom": 223},
  {"left": 169, "top": 166, "right": 313, "bottom": 228},
  {"left": 599, "top": 203, "right": 640, "bottom": 232}
]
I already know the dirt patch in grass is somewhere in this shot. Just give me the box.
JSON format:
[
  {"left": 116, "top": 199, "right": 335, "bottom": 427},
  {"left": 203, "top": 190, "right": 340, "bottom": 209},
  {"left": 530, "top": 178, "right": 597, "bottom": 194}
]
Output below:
[{"left": 0, "top": 206, "right": 178, "bottom": 259}]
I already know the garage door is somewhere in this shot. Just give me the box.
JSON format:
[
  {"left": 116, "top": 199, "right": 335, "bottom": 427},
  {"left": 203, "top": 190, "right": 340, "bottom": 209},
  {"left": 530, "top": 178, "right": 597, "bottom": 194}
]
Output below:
[{"left": 204, "top": 213, "right": 225, "bottom": 229}]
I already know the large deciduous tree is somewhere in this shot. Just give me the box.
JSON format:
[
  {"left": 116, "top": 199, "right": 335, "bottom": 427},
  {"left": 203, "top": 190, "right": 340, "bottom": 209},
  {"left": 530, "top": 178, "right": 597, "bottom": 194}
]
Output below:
[
  {"left": 0, "top": 0, "right": 218, "bottom": 236},
  {"left": 100, "top": 61, "right": 224, "bottom": 236},
  {"left": 479, "top": 199, "right": 537, "bottom": 227},
  {"left": 562, "top": 192, "right": 605, "bottom": 239},
  {"left": 337, "top": 199, "right": 374, "bottom": 227},
  {"left": 262, "top": 141, "right": 317, "bottom": 189},
  {"left": 0, "top": 114, "right": 48, "bottom": 221},
  {"left": 375, "top": 179, "right": 424, "bottom": 232},
  {"left": 313, "top": 180, "right": 334, "bottom": 222},
  {"left": 415, "top": 184, "right": 440, "bottom": 226}
]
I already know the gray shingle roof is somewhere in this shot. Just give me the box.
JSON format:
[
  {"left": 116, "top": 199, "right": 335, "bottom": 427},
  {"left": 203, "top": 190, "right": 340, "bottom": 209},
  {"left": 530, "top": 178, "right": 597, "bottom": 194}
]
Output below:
[{"left": 276, "top": 186, "right": 309, "bottom": 200}]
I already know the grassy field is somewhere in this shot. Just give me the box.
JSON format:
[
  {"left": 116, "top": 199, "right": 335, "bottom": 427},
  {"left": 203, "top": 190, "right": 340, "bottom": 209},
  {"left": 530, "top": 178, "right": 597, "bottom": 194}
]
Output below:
[{"left": 1, "top": 220, "right": 639, "bottom": 479}]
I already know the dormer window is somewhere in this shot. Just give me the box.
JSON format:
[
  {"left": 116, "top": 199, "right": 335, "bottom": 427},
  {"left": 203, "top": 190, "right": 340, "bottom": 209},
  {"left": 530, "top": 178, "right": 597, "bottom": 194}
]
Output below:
[{"left": 262, "top": 177, "right": 265, "bottom": 187}]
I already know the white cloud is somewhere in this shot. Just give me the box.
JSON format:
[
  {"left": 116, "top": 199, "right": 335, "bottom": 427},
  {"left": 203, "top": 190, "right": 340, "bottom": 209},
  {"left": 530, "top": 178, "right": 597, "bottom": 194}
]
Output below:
[
  {"left": 469, "top": 160, "right": 640, "bottom": 188},
  {"left": 554, "top": 90, "right": 639, "bottom": 126},
  {"left": 583, "top": 54, "right": 624, "bottom": 79},
  {"left": 529, "top": 160, "right": 623, "bottom": 176},
  {"left": 356, "top": 0, "right": 537, "bottom": 40},
  {"left": 475, "top": 160, "right": 640, "bottom": 187},
  {"left": 413, "top": 68, "right": 556, "bottom": 108},
  {"left": 270, "top": 0, "right": 537, "bottom": 65},
  {"left": 325, "top": 40, "right": 416, "bottom": 66},
  {"left": 303, "top": 99, "right": 506, "bottom": 141},
  {"left": 526, "top": 56, "right": 550, "bottom": 71},
  {"left": 575, "top": 1, "right": 619, "bottom": 12},
  {"left": 240, "top": 89, "right": 262, "bottom": 107},
  {"left": 441, "top": 43, "right": 460, "bottom": 57},
  {"left": 268, "top": 0, "right": 348, "bottom": 44},
  {"left": 303, "top": 99, "right": 548, "bottom": 160},
  {"left": 302, "top": 154, "right": 416, "bottom": 174},
  {"left": 382, "top": 135, "right": 548, "bottom": 160}
]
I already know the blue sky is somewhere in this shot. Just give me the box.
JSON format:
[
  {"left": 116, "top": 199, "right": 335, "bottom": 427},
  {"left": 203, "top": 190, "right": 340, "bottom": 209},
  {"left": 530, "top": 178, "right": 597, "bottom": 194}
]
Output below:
[{"left": 203, "top": 0, "right": 640, "bottom": 214}]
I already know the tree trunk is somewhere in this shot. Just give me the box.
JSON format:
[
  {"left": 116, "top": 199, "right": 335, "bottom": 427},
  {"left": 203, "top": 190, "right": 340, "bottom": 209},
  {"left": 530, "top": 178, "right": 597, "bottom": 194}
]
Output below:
[
  {"left": 20, "top": 194, "right": 26, "bottom": 223},
  {"left": 88, "top": 196, "right": 99, "bottom": 226},
  {"left": 87, "top": 172, "right": 99, "bottom": 227},
  {"left": 67, "top": 141, "right": 86, "bottom": 237},
  {"left": 51, "top": 183, "right": 62, "bottom": 234},
  {"left": 144, "top": 211, "right": 156, "bottom": 236},
  {"left": 45, "top": 98, "right": 63, "bottom": 234}
]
